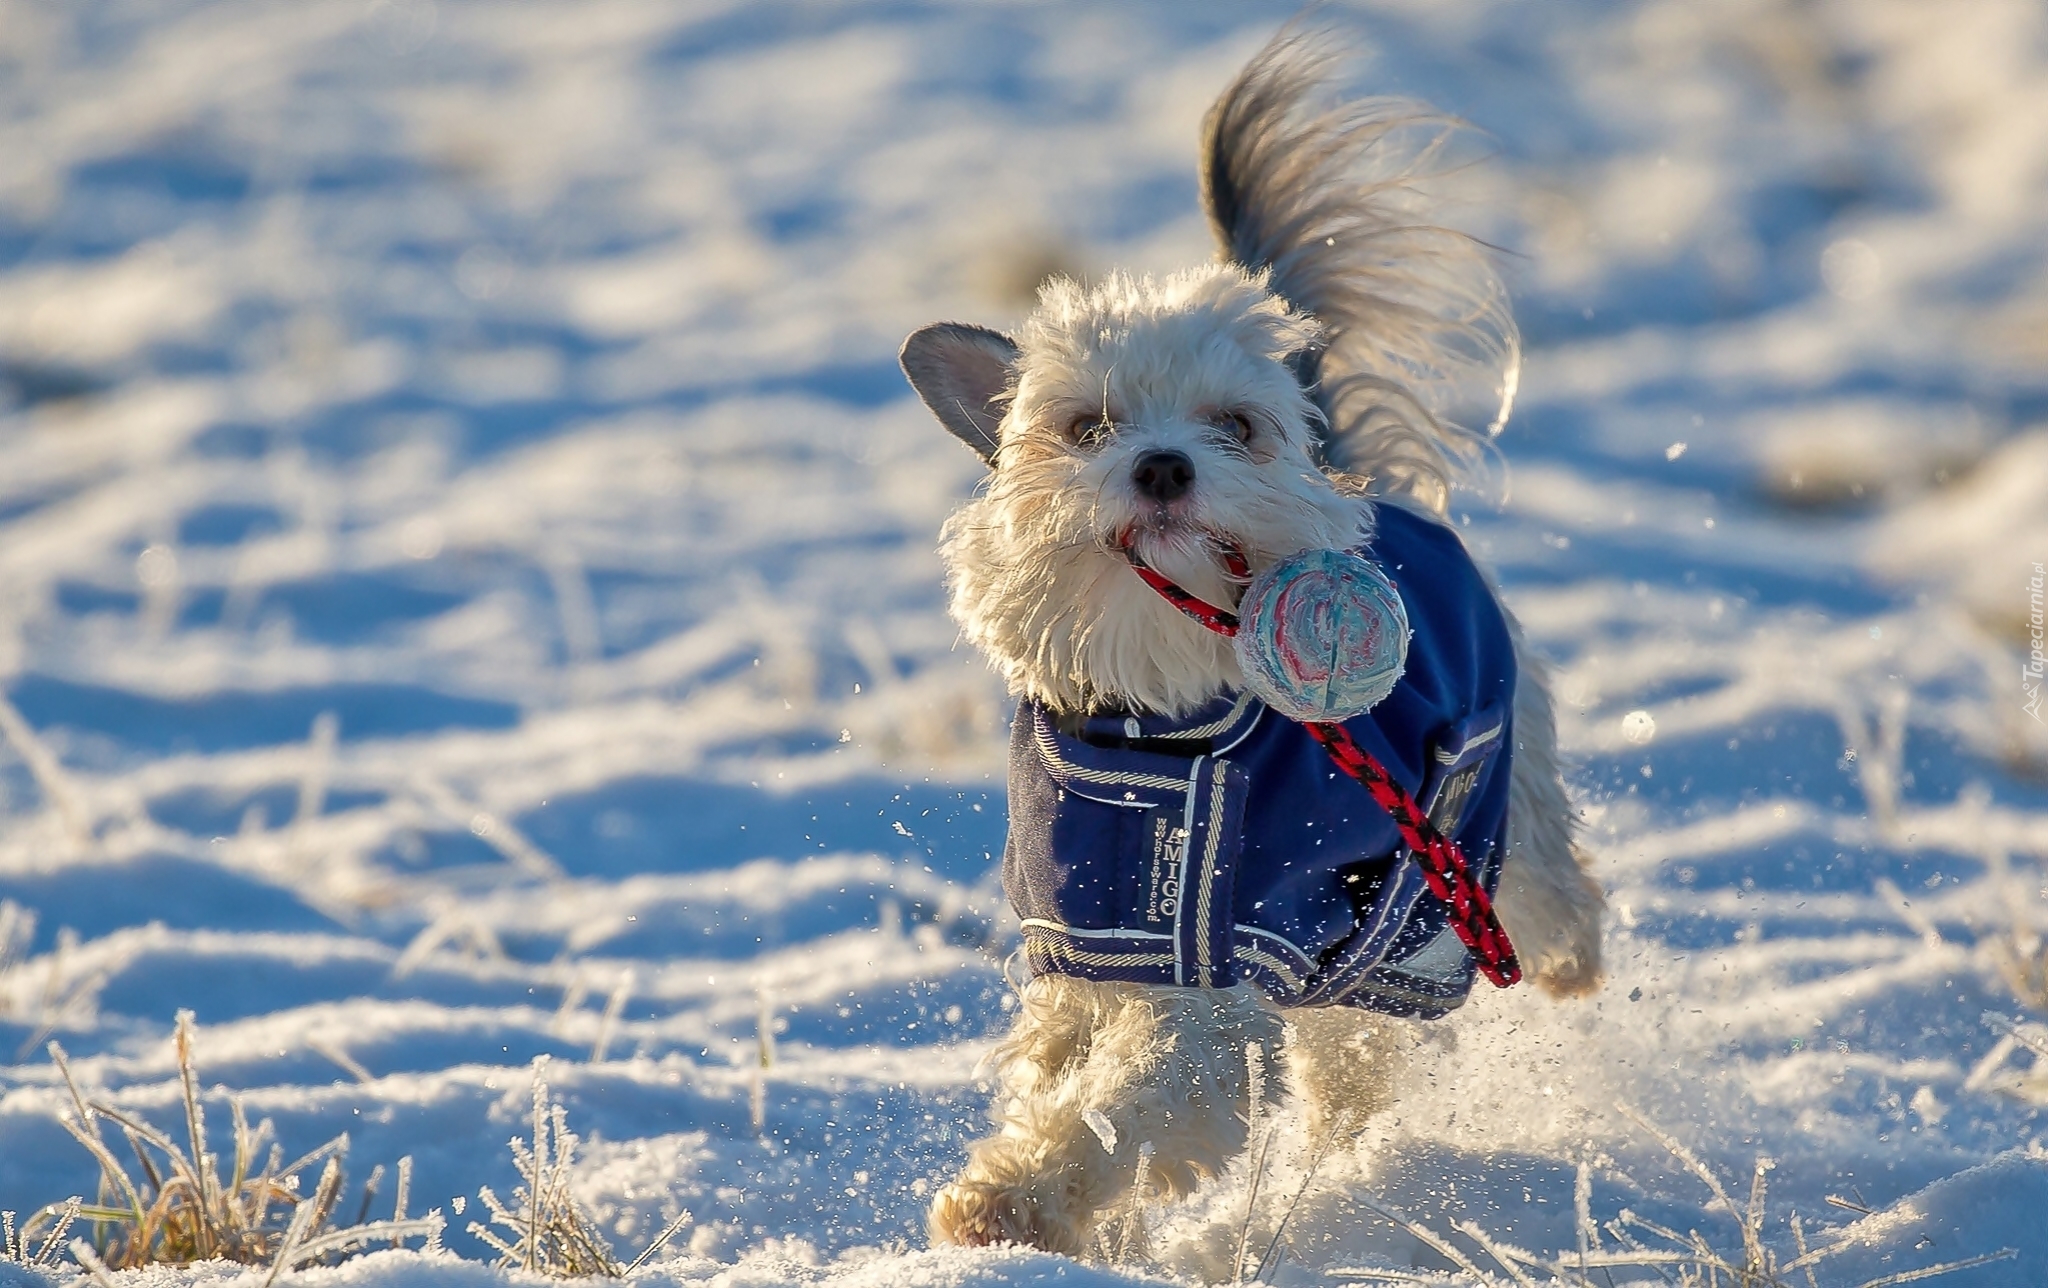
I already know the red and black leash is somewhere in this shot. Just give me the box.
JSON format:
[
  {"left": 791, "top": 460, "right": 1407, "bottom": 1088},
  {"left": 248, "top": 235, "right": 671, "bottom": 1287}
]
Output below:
[
  {"left": 1121, "top": 542, "right": 1521, "bottom": 989},
  {"left": 1121, "top": 544, "right": 1251, "bottom": 633}
]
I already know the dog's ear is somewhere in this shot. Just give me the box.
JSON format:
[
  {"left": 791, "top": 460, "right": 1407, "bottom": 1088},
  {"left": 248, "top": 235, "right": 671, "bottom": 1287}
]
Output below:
[{"left": 899, "top": 323, "right": 1018, "bottom": 465}]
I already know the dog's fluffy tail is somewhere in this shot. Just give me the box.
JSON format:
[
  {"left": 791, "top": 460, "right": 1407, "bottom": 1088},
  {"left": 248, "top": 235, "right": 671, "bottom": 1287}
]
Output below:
[{"left": 1200, "top": 26, "right": 1519, "bottom": 513}]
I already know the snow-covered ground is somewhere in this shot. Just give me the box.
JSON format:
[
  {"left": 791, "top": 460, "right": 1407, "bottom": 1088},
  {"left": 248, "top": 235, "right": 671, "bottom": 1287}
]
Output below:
[{"left": 2, "top": 1, "right": 2047, "bottom": 1285}]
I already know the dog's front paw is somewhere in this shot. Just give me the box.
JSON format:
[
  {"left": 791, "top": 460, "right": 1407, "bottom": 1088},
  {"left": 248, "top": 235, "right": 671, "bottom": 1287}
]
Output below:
[
  {"left": 929, "top": 1175, "right": 1085, "bottom": 1257},
  {"left": 1493, "top": 845, "right": 1606, "bottom": 998},
  {"left": 1530, "top": 943, "right": 1603, "bottom": 998},
  {"left": 1526, "top": 843, "right": 1604, "bottom": 997}
]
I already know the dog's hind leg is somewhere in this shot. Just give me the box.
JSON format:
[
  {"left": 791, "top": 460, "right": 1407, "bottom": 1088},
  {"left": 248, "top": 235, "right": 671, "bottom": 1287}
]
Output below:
[
  {"left": 930, "top": 978, "right": 1283, "bottom": 1255},
  {"left": 1495, "top": 619, "right": 1606, "bottom": 997}
]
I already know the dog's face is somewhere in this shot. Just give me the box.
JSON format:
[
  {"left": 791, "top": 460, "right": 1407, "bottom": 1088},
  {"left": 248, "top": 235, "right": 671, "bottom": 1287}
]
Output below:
[{"left": 904, "top": 265, "right": 1371, "bottom": 717}]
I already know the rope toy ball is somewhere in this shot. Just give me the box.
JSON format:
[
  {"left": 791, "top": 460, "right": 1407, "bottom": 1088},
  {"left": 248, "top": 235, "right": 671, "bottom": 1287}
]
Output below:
[{"left": 1233, "top": 547, "right": 1410, "bottom": 723}]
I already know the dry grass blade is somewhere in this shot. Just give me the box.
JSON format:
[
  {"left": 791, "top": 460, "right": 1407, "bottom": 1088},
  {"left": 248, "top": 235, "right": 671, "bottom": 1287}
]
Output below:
[
  {"left": 1789, "top": 1212, "right": 1820, "bottom": 1288},
  {"left": 1560, "top": 1247, "right": 1702, "bottom": 1270},
  {"left": 263, "top": 1160, "right": 333, "bottom": 1288},
  {"left": 467, "top": 1058, "right": 698, "bottom": 1279},
  {"left": 50, "top": 1040, "right": 150, "bottom": 1224},
  {"left": 44, "top": 1012, "right": 438, "bottom": 1273},
  {"left": 1230, "top": 1042, "right": 1272, "bottom": 1285},
  {"left": 1745, "top": 1157, "right": 1776, "bottom": 1272},
  {"left": 288, "top": 1216, "right": 447, "bottom": 1270},
  {"left": 620, "top": 1209, "right": 694, "bottom": 1276},
  {"left": 173, "top": 1015, "right": 211, "bottom": 1257},
  {"left": 1329, "top": 1167, "right": 2013, "bottom": 1288},
  {"left": 1576, "top": 1114, "right": 2008, "bottom": 1288},
  {"left": 1848, "top": 1248, "right": 2016, "bottom": 1288},
  {"left": 1250, "top": 1110, "right": 1349, "bottom": 1282},
  {"left": 1994, "top": 938, "right": 2048, "bottom": 1014},
  {"left": 1620, "top": 1208, "right": 1757, "bottom": 1283},
  {"left": 1969, "top": 1014, "right": 2048, "bottom": 1104},
  {"left": 1962, "top": 1033, "right": 2020, "bottom": 1094},
  {"left": 54, "top": 1112, "right": 148, "bottom": 1230},
  {"left": 1, "top": 903, "right": 109, "bottom": 1061},
  {"left": 258, "top": 1158, "right": 444, "bottom": 1283},
  {"left": 309, "top": 1038, "right": 374, "bottom": 1085},
  {"left": 1450, "top": 1219, "right": 1538, "bottom": 1288},
  {"left": 1617, "top": 1105, "right": 1749, "bottom": 1251},
  {"left": 1094, "top": 1140, "right": 1154, "bottom": 1268},
  {"left": 1232, "top": 1127, "right": 1274, "bottom": 1285},
  {"left": 1784, "top": 1211, "right": 2013, "bottom": 1284},
  {"left": 69, "top": 1237, "right": 119, "bottom": 1288},
  {"left": 2, "top": 1197, "right": 82, "bottom": 1267},
  {"left": 1350, "top": 1192, "right": 1492, "bottom": 1285},
  {"left": 591, "top": 970, "right": 633, "bottom": 1063},
  {"left": 1573, "top": 1159, "right": 1598, "bottom": 1271},
  {"left": 1983, "top": 1012, "right": 2048, "bottom": 1060},
  {"left": 1986, "top": 884, "right": 2048, "bottom": 1015}
]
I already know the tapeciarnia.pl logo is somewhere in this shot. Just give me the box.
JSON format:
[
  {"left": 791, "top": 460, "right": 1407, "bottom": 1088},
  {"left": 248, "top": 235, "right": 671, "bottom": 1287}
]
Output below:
[{"left": 2027, "top": 561, "right": 2045, "bottom": 723}]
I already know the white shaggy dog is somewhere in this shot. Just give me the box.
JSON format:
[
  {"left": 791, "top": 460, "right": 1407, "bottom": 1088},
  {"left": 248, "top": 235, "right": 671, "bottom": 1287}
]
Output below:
[{"left": 899, "top": 29, "right": 1604, "bottom": 1258}]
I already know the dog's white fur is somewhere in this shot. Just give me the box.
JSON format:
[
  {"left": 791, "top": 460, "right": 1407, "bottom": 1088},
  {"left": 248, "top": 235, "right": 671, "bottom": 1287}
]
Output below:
[{"left": 903, "top": 28, "right": 1604, "bottom": 1257}]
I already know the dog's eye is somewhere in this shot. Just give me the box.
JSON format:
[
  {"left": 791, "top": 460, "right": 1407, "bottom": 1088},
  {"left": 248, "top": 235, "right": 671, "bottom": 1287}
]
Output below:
[
  {"left": 1210, "top": 409, "right": 1257, "bottom": 445},
  {"left": 1065, "top": 412, "right": 1111, "bottom": 447}
]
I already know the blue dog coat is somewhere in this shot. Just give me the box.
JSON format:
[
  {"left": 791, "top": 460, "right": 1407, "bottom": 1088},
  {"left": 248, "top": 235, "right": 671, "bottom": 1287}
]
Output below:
[{"left": 1003, "top": 503, "right": 1517, "bottom": 1019}]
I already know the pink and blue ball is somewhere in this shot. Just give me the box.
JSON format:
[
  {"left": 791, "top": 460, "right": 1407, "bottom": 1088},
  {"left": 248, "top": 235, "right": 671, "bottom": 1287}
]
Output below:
[{"left": 1235, "top": 548, "right": 1410, "bottom": 722}]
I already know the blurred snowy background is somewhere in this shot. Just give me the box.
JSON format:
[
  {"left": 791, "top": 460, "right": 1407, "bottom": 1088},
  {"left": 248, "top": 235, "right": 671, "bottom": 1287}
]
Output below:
[{"left": 1, "top": 1, "right": 2046, "bottom": 1285}]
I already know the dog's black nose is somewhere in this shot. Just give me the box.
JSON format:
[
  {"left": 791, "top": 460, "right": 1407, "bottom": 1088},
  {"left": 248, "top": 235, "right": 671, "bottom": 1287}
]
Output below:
[{"left": 1131, "top": 451, "right": 1195, "bottom": 502}]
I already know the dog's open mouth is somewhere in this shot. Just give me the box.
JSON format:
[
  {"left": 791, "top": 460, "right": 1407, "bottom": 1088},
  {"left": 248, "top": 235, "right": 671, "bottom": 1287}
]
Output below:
[
  {"left": 1119, "top": 501, "right": 1196, "bottom": 535},
  {"left": 1113, "top": 522, "right": 1252, "bottom": 584}
]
